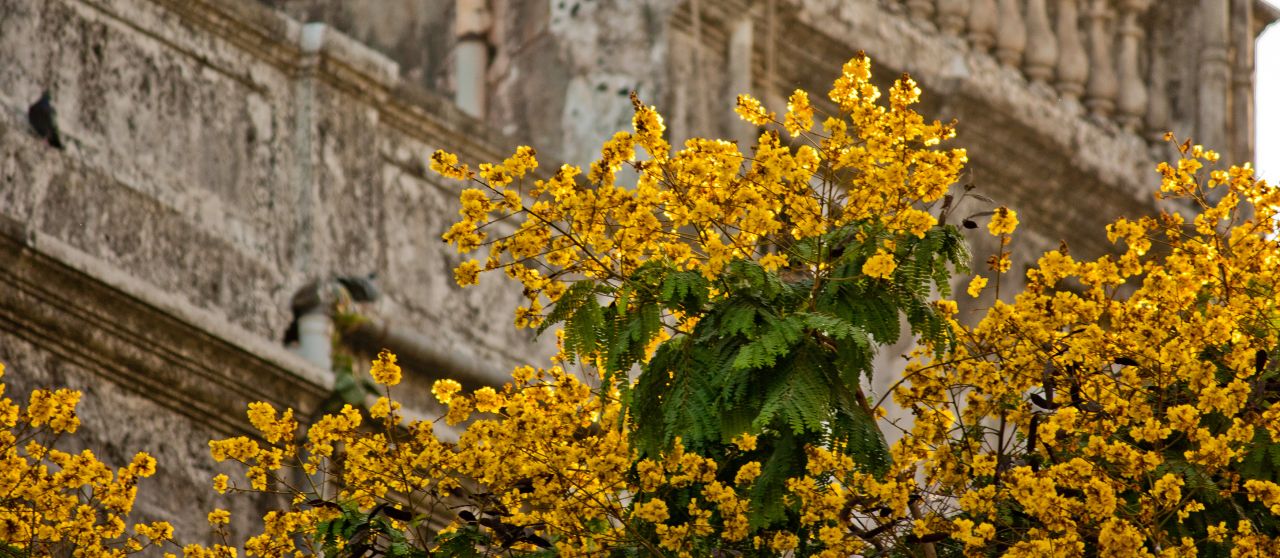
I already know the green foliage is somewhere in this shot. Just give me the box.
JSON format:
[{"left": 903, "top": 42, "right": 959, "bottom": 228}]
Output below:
[
  {"left": 540, "top": 219, "right": 969, "bottom": 533},
  {"left": 313, "top": 502, "right": 425, "bottom": 558}
]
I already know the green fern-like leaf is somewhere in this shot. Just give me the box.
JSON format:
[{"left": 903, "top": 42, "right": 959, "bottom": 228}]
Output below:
[
  {"left": 538, "top": 280, "right": 598, "bottom": 335},
  {"left": 565, "top": 296, "right": 605, "bottom": 361}
]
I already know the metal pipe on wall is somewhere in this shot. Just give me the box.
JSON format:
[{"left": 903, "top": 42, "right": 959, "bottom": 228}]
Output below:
[{"left": 455, "top": 0, "right": 492, "bottom": 119}]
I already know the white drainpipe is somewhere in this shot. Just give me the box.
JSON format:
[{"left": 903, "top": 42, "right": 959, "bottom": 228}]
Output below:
[
  {"left": 295, "top": 309, "right": 333, "bottom": 372},
  {"left": 289, "top": 280, "right": 338, "bottom": 372},
  {"left": 454, "top": 0, "right": 492, "bottom": 118}
]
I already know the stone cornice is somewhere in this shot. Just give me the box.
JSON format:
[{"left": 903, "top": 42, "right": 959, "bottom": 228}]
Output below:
[
  {"left": 0, "top": 214, "right": 331, "bottom": 436},
  {"left": 1257, "top": 0, "right": 1280, "bottom": 27},
  {"left": 134, "top": 0, "right": 532, "bottom": 166}
]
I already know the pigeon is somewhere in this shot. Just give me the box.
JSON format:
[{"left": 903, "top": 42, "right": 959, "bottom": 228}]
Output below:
[{"left": 28, "top": 91, "right": 64, "bottom": 150}]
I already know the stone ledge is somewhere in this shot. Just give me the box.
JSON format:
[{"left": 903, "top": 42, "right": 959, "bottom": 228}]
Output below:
[
  {"left": 790, "top": 3, "right": 1157, "bottom": 193},
  {"left": 0, "top": 213, "right": 331, "bottom": 436},
  {"left": 146, "top": 0, "right": 548, "bottom": 166}
]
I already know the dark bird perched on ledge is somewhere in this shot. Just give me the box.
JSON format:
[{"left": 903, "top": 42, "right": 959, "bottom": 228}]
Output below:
[{"left": 28, "top": 91, "right": 64, "bottom": 150}]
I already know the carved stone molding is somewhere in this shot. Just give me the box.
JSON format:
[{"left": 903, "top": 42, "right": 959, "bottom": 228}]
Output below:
[{"left": 0, "top": 213, "right": 330, "bottom": 437}]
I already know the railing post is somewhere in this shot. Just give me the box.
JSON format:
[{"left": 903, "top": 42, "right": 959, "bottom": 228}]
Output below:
[
  {"left": 1084, "top": 0, "right": 1119, "bottom": 118},
  {"left": 907, "top": 0, "right": 937, "bottom": 26},
  {"left": 938, "top": 0, "right": 970, "bottom": 35},
  {"left": 1023, "top": 0, "right": 1057, "bottom": 85},
  {"left": 994, "top": 0, "right": 1026, "bottom": 67},
  {"left": 1115, "top": 0, "right": 1151, "bottom": 131},
  {"left": 1055, "top": 0, "right": 1089, "bottom": 103},
  {"left": 968, "top": 0, "right": 998, "bottom": 52}
]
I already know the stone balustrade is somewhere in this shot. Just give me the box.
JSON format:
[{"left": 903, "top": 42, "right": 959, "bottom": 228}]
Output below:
[{"left": 878, "top": 0, "right": 1262, "bottom": 161}]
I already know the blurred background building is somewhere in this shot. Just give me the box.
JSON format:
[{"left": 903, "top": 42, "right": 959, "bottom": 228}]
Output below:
[{"left": 0, "top": 0, "right": 1275, "bottom": 541}]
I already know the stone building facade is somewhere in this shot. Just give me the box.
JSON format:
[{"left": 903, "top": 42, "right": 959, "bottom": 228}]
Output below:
[{"left": 0, "top": 0, "right": 1274, "bottom": 544}]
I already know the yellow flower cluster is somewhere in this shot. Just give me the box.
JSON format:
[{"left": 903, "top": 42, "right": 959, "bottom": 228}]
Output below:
[
  {"left": 201, "top": 354, "right": 950, "bottom": 556},
  {"left": 431, "top": 53, "right": 966, "bottom": 329},
  {"left": 368, "top": 349, "right": 402, "bottom": 386},
  {"left": 0, "top": 363, "right": 174, "bottom": 557},
  {"left": 899, "top": 142, "right": 1280, "bottom": 555}
]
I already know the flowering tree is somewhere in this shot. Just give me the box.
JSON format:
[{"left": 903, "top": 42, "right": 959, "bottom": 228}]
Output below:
[
  {"left": 901, "top": 142, "right": 1280, "bottom": 556},
  {"left": 0, "top": 363, "right": 175, "bottom": 557},
  {"left": 196, "top": 55, "right": 1280, "bottom": 557},
  {"left": 187, "top": 54, "right": 984, "bottom": 557},
  {"left": 10, "top": 52, "right": 1280, "bottom": 557}
]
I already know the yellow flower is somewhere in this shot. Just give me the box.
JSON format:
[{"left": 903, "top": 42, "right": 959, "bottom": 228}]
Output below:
[
  {"left": 432, "top": 379, "right": 463, "bottom": 405},
  {"left": 633, "top": 499, "right": 670, "bottom": 523},
  {"left": 770, "top": 531, "right": 799, "bottom": 552},
  {"left": 27, "top": 388, "right": 81, "bottom": 433},
  {"left": 862, "top": 250, "right": 897, "bottom": 279},
  {"left": 966, "top": 275, "right": 988, "bottom": 298},
  {"left": 784, "top": 89, "right": 813, "bottom": 137},
  {"left": 429, "top": 150, "right": 471, "bottom": 179},
  {"left": 472, "top": 387, "right": 504, "bottom": 413},
  {"left": 734, "top": 94, "right": 774, "bottom": 126},
  {"left": 246, "top": 402, "right": 296, "bottom": 444},
  {"left": 988, "top": 206, "right": 1019, "bottom": 236},
  {"left": 1152, "top": 474, "right": 1183, "bottom": 506},
  {"left": 759, "top": 253, "right": 789, "bottom": 271},
  {"left": 369, "top": 396, "right": 399, "bottom": 420},
  {"left": 207, "top": 509, "right": 231, "bottom": 526},
  {"left": 935, "top": 299, "right": 958, "bottom": 316},
  {"left": 502, "top": 145, "right": 539, "bottom": 177},
  {"left": 454, "top": 259, "right": 482, "bottom": 287},
  {"left": 631, "top": 97, "right": 670, "bottom": 159},
  {"left": 129, "top": 452, "right": 157, "bottom": 477},
  {"left": 370, "top": 350, "right": 402, "bottom": 386},
  {"left": 212, "top": 474, "right": 229, "bottom": 494},
  {"left": 136, "top": 521, "right": 174, "bottom": 541},
  {"left": 987, "top": 251, "right": 1012, "bottom": 273},
  {"left": 734, "top": 462, "right": 762, "bottom": 485}
]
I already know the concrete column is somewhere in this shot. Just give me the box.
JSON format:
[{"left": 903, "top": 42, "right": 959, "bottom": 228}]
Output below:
[
  {"left": 1230, "top": 0, "right": 1255, "bottom": 162},
  {"left": 1198, "top": 0, "right": 1231, "bottom": 152},
  {"left": 292, "top": 23, "right": 324, "bottom": 278},
  {"left": 727, "top": 13, "right": 755, "bottom": 149},
  {"left": 455, "top": 0, "right": 492, "bottom": 119}
]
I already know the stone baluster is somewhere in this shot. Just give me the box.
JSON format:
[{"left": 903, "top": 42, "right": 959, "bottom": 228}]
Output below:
[
  {"left": 1055, "top": 0, "right": 1088, "bottom": 103},
  {"left": 1022, "top": 0, "right": 1056, "bottom": 85},
  {"left": 1115, "top": 0, "right": 1151, "bottom": 131},
  {"left": 1144, "top": 34, "right": 1172, "bottom": 141},
  {"left": 907, "top": 0, "right": 936, "bottom": 24},
  {"left": 1083, "top": 0, "right": 1118, "bottom": 118},
  {"left": 938, "top": 0, "right": 969, "bottom": 35},
  {"left": 993, "top": 0, "right": 1025, "bottom": 67},
  {"left": 968, "top": 0, "right": 997, "bottom": 52}
]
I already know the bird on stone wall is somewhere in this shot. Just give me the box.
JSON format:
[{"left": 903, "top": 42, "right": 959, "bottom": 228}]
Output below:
[{"left": 28, "top": 91, "right": 64, "bottom": 150}]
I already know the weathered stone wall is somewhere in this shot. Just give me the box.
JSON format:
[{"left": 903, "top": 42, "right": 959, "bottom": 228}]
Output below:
[
  {"left": 271, "top": 0, "right": 1271, "bottom": 259},
  {"left": 1, "top": 0, "right": 552, "bottom": 370},
  {"left": 0, "top": 0, "right": 553, "bottom": 543},
  {"left": 263, "top": 0, "right": 456, "bottom": 93}
]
